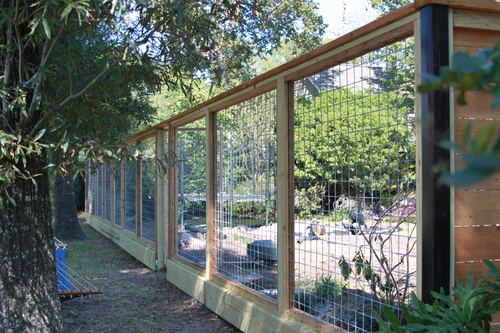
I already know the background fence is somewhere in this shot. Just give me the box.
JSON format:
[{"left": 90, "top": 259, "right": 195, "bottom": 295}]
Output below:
[
  {"left": 84, "top": 2, "right": 500, "bottom": 332},
  {"left": 178, "top": 127, "right": 208, "bottom": 266},
  {"left": 213, "top": 91, "right": 279, "bottom": 299}
]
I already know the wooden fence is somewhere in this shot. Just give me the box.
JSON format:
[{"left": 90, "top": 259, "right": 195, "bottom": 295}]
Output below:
[{"left": 85, "top": 1, "right": 500, "bottom": 332}]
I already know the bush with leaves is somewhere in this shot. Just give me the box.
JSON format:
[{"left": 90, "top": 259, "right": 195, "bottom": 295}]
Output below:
[
  {"left": 294, "top": 87, "right": 416, "bottom": 209},
  {"left": 374, "top": 260, "right": 500, "bottom": 332}
]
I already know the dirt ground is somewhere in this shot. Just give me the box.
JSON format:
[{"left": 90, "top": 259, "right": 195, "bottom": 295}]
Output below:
[{"left": 61, "top": 220, "right": 241, "bottom": 333}]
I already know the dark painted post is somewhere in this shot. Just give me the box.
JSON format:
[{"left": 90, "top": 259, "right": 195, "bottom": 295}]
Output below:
[{"left": 419, "top": 4, "right": 452, "bottom": 303}]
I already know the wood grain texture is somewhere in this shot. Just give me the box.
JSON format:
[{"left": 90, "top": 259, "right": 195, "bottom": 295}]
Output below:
[
  {"left": 206, "top": 110, "right": 217, "bottom": 278},
  {"left": 455, "top": 190, "right": 500, "bottom": 226},
  {"left": 416, "top": 0, "right": 500, "bottom": 13},
  {"left": 454, "top": 91, "right": 498, "bottom": 119},
  {"left": 454, "top": 118, "right": 500, "bottom": 144},
  {"left": 455, "top": 261, "right": 500, "bottom": 283},
  {"left": 453, "top": 27, "right": 500, "bottom": 52},
  {"left": 166, "top": 259, "right": 206, "bottom": 303},
  {"left": 87, "top": 215, "right": 157, "bottom": 270},
  {"left": 204, "top": 280, "right": 321, "bottom": 333},
  {"left": 455, "top": 225, "right": 500, "bottom": 262},
  {"left": 167, "top": 126, "right": 178, "bottom": 259},
  {"left": 454, "top": 9, "right": 500, "bottom": 31},
  {"left": 276, "top": 77, "right": 293, "bottom": 314},
  {"left": 155, "top": 128, "right": 166, "bottom": 269}
]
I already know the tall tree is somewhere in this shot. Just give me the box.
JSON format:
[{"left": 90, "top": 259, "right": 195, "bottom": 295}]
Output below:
[
  {"left": 0, "top": 1, "right": 325, "bottom": 331},
  {"left": 50, "top": 27, "right": 157, "bottom": 240}
]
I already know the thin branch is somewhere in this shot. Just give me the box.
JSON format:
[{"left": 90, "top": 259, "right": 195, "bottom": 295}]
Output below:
[
  {"left": 23, "top": 24, "right": 65, "bottom": 88},
  {"left": 2, "top": 25, "right": 14, "bottom": 120},
  {"left": 13, "top": 14, "right": 25, "bottom": 85},
  {"left": 28, "top": 59, "right": 121, "bottom": 139},
  {"left": 18, "top": 25, "right": 66, "bottom": 134}
]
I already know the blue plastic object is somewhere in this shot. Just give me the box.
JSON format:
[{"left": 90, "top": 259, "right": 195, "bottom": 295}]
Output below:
[{"left": 55, "top": 246, "right": 71, "bottom": 291}]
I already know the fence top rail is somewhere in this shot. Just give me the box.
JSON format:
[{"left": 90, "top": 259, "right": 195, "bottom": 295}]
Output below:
[{"left": 129, "top": 0, "right": 500, "bottom": 143}]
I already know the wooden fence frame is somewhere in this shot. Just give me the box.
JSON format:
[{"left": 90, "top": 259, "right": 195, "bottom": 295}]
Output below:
[{"left": 85, "top": 1, "right": 500, "bottom": 331}]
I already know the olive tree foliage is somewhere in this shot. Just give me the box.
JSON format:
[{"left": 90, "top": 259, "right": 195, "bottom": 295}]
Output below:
[
  {"left": 370, "top": 0, "right": 412, "bottom": 14},
  {"left": 371, "top": 0, "right": 499, "bottom": 15},
  {"left": 49, "top": 27, "right": 157, "bottom": 240},
  {"left": 0, "top": 0, "right": 325, "bottom": 331},
  {"left": 0, "top": 0, "right": 326, "bottom": 207}
]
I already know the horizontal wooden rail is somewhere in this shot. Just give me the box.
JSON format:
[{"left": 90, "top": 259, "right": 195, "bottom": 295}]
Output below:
[{"left": 59, "top": 289, "right": 103, "bottom": 296}]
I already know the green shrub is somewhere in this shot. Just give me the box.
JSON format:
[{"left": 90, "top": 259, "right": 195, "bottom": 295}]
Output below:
[{"left": 374, "top": 260, "right": 500, "bottom": 332}]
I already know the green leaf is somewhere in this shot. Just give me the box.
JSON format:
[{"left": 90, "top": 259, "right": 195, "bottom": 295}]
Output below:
[
  {"left": 439, "top": 167, "right": 492, "bottom": 186},
  {"left": 42, "top": 18, "right": 51, "bottom": 39},
  {"left": 33, "top": 128, "right": 46, "bottom": 142},
  {"left": 61, "top": 3, "right": 74, "bottom": 21},
  {"left": 482, "top": 259, "right": 500, "bottom": 278},
  {"left": 338, "top": 256, "right": 351, "bottom": 280},
  {"left": 472, "top": 125, "right": 496, "bottom": 154}
]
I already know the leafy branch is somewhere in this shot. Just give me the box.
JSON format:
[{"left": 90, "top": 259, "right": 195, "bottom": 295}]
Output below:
[
  {"left": 375, "top": 260, "right": 500, "bottom": 332},
  {"left": 419, "top": 39, "right": 500, "bottom": 186},
  {"left": 339, "top": 198, "right": 417, "bottom": 316}
]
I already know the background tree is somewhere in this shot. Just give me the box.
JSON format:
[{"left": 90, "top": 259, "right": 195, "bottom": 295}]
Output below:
[
  {"left": 371, "top": 0, "right": 412, "bottom": 14},
  {"left": 49, "top": 27, "right": 157, "bottom": 240},
  {"left": 0, "top": 0, "right": 326, "bottom": 331},
  {"left": 293, "top": 87, "right": 416, "bottom": 213}
]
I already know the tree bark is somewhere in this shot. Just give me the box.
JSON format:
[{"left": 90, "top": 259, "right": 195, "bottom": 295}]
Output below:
[
  {"left": 54, "top": 167, "right": 86, "bottom": 240},
  {"left": 0, "top": 152, "right": 63, "bottom": 332}
]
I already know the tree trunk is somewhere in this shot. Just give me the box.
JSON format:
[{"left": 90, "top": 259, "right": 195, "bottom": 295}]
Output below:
[
  {"left": 0, "top": 152, "right": 63, "bottom": 332},
  {"left": 54, "top": 167, "right": 86, "bottom": 240}
]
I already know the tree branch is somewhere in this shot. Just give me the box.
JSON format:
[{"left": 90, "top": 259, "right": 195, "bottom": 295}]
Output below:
[
  {"left": 2, "top": 25, "right": 14, "bottom": 123},
  {"left": 18, "top": 25, "right": 66, "bottom": 135},
  {"left": 28, "top": 58, "right": 121, "bottom": 139}
]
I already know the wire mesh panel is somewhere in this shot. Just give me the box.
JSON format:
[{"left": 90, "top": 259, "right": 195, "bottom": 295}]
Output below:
[
  {"left": 140, "top": 139, "right": 156, "bottom": 242},
  {"left": 89, "top": 167, "right": 96, "bottom": 215},
  {"left": 114, "top": 163, "right": 123, "bottom": 227},
  {"left": 124, "top": 159, "right": 137, "bottom": 234},
  {"left": 85, "top": 165, "right": 90, "bottom": 213},
  {"left": 96, "top": 164, "right": 103, "bottom": 218},
  {"left": 214, "top": 91, "right": 278, "bottom": 300},
  {"left": 290, "top": 38, "right": 416, "bottom": 332},
  {"left": 178, "top": 127, "right": 207, "bottom": 267},
  {"left": 104, "top": 165, "right": 112, "bottom": 222}
]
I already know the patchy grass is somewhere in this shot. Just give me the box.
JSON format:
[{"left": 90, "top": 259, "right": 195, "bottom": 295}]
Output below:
[{"left": 61, "top": 218, "right": 240, "bottom": 333}]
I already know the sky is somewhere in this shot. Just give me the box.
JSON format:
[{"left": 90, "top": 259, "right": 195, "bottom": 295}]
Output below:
[{"left": 315, "top": 0, "right": 380, "bottom": 39}]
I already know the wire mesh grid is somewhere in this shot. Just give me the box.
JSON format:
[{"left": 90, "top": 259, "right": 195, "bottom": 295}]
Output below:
[
  {"left": 214, "top": 90, "right": 278, "bottom": 300},
  {"left": 124, "top": 159, "right": 137, "bottom": 234},
  {"left": 290, "top": 38, "right": 416, "bottom": 332},
  {"left": 104, "top": 166, "right": 112, "bottom": 222},
  {"left": 89, "top": 169, "right": 96, "bottom": 215},
  {"left": 96, "top": 164, "right": 103, "bottom": 218},
  {"left": 114, "top": 164, "right": 123, "bottom": 227},
  {"left": 139, "top": 140, "right": 156, "bottom": 242},
  {"left": 178, "top": 127, "right": 208, "bottom": 267}
]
